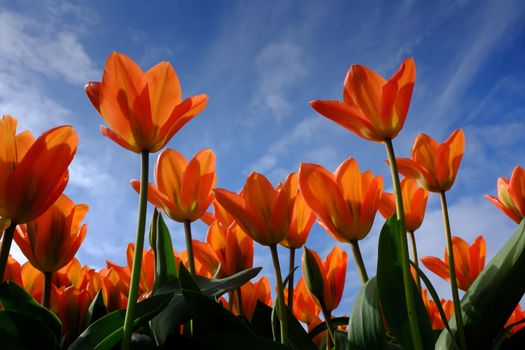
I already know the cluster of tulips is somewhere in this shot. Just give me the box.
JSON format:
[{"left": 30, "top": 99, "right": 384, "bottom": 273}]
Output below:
[{"left": 1, "top": 52, "right": 524, "bottom": 350}]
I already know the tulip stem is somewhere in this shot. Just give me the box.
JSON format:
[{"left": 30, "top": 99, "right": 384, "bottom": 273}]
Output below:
[
  {"left": 42, "top": 271, "right": 52, "bottom": 308},
  {"left": 0, "top": 223, "right": 16, "bottom": 281},
  {"left": 270, "top": 244, "right": 288, "bottom": 344},
  {"left": 287, "top": 247, "right": 295, "bottom": 315},
  {"left": 184, "top": 221, "right": 196, "bottom": 275},
  {"left": 350, "top": 240, "right": 369, "bottom": 285},
  {"left": 385, "top": 138, "right": 423, "bottom": 350},
  {"left": 408, "top": 231, "right": 422, "bottom": 291},
  {"left": 121, "top": 150, "right": 149, "bottom": 350},
  {"left": 439, "top": 191, "right": 466, "bottom": 350},
  {"left": 236, "top": 288, "right": 244, "bottom": 316},
  {"left": 319, "top": 300, "right": 335, "bottom": 350}
]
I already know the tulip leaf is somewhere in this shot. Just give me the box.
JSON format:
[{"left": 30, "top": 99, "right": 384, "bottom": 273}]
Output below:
[
  {"left": 149, "top": 291, "right": 190, "bottom": 347},
  {"left": 308, "top": 317, "right": 350, "bottom": 338},
  {"left": 193, "top": 333, "right": 294, "bottom": 349},
  {"left": 376, "top": 216, "right": 434, "bottom": 350},
  {"left": 84, "top": 289, "right": 107, "bottom": 328},
  {"left": 68, "top": 292, "right": 172, "bottom": 350},
  {"left": 182, "top": 288, "right": 252, "bottom": 335},
  {"left": 436, "top": 219, "right": 525, "bottom": 349},
  {"left": 178, "top": 262, "right": 200, "bottom": 292},
  {"left": 194, "top": 267, "right": 262, "bottom": 297},
  {"left": 0, "top": 311, "right": 60, "bottom": 349},
  {"left": 251, "top": 301, "right": 275, "bottom": 339},
  {"left": 153, "top": 211, "right": 178, "bottom": 289},
  {"left": 348, "top": 277, "right": 388, "bottom": 350},
  {"left": 0, "top": 281, "right": 62, "bottom": 342}
]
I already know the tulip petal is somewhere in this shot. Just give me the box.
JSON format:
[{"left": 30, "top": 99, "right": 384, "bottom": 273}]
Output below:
[
  {"left": 146, "top": 61, "right": 182, "bottom": 126},
  {"left": 344, "top": 64, "right": 385, "bottom": 123},
  {"left": 155, "top": 149, "right": 187, "bottom": 206},
  {"left": 421, "top": 256, "right": 450, "bottom": 282}
]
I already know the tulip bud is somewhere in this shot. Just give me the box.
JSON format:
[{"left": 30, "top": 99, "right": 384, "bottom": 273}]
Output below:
[{"left": 302, "top": 246, "right": 324, "bottom": 302}]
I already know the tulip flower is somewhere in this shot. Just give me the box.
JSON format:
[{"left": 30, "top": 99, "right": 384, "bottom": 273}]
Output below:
[
  {"left": 87, "top": 268, "right": 127, "bottom": 312},
  {"left": 185, "top": 240, "right": 221, "bottom": 278},
  {"left": 85, "top": 52, "right": 208, "bottom": 153},
  {"left": 396, "top": 129, "right": 465, "bottom": 193},
  {"left": 299, "top": 158, "right": 383, "bottom": 243},
  {"left": 284, "top": 278, "right": 320, "bottom": 324},
  {"left": 486, "top": 166, "right": 525, "bottom": 224},
  {"left": 310, "top": 57, "right": 415, "bottom": 142},
  {"left": 2, "top": 255, "right": 23, "bottom": 286},
  {"left": 54, "top": 258, "right": 93, "bottom": 290},
  {"left": 421, "top": 235, "right": 486, "bottom": 291},
  {"left": 505, "top": 305, "right": 525, "bottom": 335},
  {"left": 14, "top": 194, "right": 88, "bottom": 273},
  {"left": 380, "top": 178, "right": 428, "bottom": 233},
  {"left": 231, "top": 277, "right": 272, "bottom": 320},
  {"left": 21, "top": 262, "right": 44, "bottom": 300},
  {"left": 421, "top": 289, "right": 453, "bottom": 330}
]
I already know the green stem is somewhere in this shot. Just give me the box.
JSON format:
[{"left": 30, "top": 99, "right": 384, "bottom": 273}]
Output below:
[
  {"left": 439, "top": 191, "right": 466, "bottom": 350},
  {"left": 228, "top": 290, "right": 234, "bottom": 312},
  {"left": 270, "top": 244, "right": 288, "bottom": 344},
  {"left": 287, "top": 247, "right": 295, "bottom": 315},
  {"left": 184, "top": 221, "right": 196, "bottom": 275},
  {"left": 121, "top": 150, "right": 149, "bottom": 350},
  {"left": 42, "top": 271, "right": 52, "bottom": 308},
  {"left": 350, "top": 240, "right": 369, "bottom": 285},
  {"left": 408, "top": 231, "right": 422, "bottom": 291},
  {"left": 236, "top": 288, "right": 244, "bottom": 316},
  {"left": 319, "top": 300, "right": 335, "bottom": 350},
  {"left": 0, "top": 223, "right": 16, "bottom": 281},
  {"left": 385, "top": 138, "right": 423, "bottom": 350}
]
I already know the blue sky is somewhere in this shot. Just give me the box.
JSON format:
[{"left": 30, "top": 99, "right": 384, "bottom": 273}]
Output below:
[{"left": 1, "top": 0, "right": 525, "bottom": 314}]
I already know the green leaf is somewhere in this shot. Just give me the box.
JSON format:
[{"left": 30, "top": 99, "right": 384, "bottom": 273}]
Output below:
[
  {"left": 84, "top": 289, "right": 107, "bottom": 328},
  {"left": 308, "top": 317, "right": 349, "bottom": 338},
  {"left": 376, "top": 216, "right": 434, "bottom": 350},
  {"left": 348, "top": 277, "right": 388, "bottom": 350},
  {"left": 68, "top": 292, "right": 172, "bottom": 350},
  {"left": 194, "top": 267, "right": 262, "bottom": 297},
  {"left": 436, "top": 219, "right": 525, "bottom": 349},
  {"left": 182, "top": 289, "right": 252, "bottom": 335},
  {"left": 0, "top": 281, "right": 62, "bottom": 342},
  {"left": 251, "top": 301, "right": 274, "bottom": 339},
  {"left": 283, "top": 305, "right": 318, "bottom": 350},
  {"left": 149, "top": 291, "right": 190, "bottom": 347},
  {"left": 178, "top": 262, "right": 200, "bottom": 292},
  {"left": 0, "top": 311, "right": 60, "bottom": 349},
  {"left": 153, "top": 211, "right": 178, "bottom": 289},
  {"left": 335, "top": 330, "right": 349, "bottom": 349},
  {"left": 194, "top": 333, "right": 294, "bottom": 349}
]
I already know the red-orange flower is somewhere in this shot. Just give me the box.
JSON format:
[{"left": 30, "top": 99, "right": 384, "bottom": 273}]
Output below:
[
  {"left": 421, "top": 289, "right": 453, "bottom": 330},
  {"left": 14, "top": 194, "right": 88, "bottom": 273},
  {"left": 0, "top": 115, "right": 77, "bottom": 224},
  {"left": 505, "top": 305, "right": 525, "bottom": 335},
  {"left": 379, "top": 178, "right": 428, "bottom": 232},
  {"left": 232, "top": 277, "right": 272, "bottom": 320},
  {"left": 87, "top": 268, "right": 127, "bottom": 312},
  {"left": 310, "top": 58, "right": 415, "bottom": 142},
  {"left": 421, "top": 235, "right": 485, "bottom": 291},
  {"left": 396, "top": 129, "right": 465, "bottom": 192},
  {"left": 2, "top": 255, "right": 23, "bottom": 285},
  {"left": 280, "top": 173, "right": 315, "bottom": 249},
  {"left": 85, "top": 52, "right": 208, "bottom": 153},
  {"left": 285, "top": 278, "right": 320, "bottom": 324},
  {"left": 301, "top": 246, "right": 347, "bottom": 312},
  {"left": 299, "top": 158, "right": 383, "bottom": 242},
  {"left": 214, "top": 172, "right": 295, "bottom": 246},
  {"left": 131, "top": 148, "right": 216, "bottom": 223},
  {"left": 486, "top": 166, "right": 525, "bottom": 224}
]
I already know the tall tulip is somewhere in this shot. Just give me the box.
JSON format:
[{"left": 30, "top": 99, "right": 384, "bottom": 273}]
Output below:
[
  {"left": 421, "top": 235, "right": 486, "bottom": 291},
  {"left": 86, "top": 52, "right": 208, "bottom": 349},
  {"left": 486, "top": 166, "right": 525, "bottom": 224},
  {"left": 299, "top": 158, "right": 382, "bottom": 284},
  {"left": 0, "top": 115, "right": 78, "bottom": 282},
  {"left": 231, "top": 277, "right": 272, "bottom": 320},
  {"left": 215, "top": 172, "right": 296, "bottom": 344},
  {"left": 421, "top": 289, "right": 453, "bottom": 330}
]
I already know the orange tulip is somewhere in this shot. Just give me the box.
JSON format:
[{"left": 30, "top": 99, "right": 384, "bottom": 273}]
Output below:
[
  {"left": 421, "top": 289, "right": 453, "bottom": 330},
  {"left": 190, "top": 239, "right": 221, "bottom": 278},
  {"left": 280, "top": 173, "right": 315, "bottom": 249},
  {"left": 379, "top": 178, "right": 428, "bottom": 232},
  {"left": 21, "top": 262, "right": 44, "bottom": 300},
  {"left": 85, "top": 52, "right": 208, "bottom": 153},
  {"left": 301, "top": 246, "right": 347, "bottom": 312},
  {"left": 310, "top": 58, "right": 415, "bottom": 142},
  {"left": 232, "top": 276, "right": 272, "bottom": 320},
  {"left": 0, "top": 115, "right": 77, "bottom": 224},
  {"left": 54, "top": 258, "right": 93, "bottom": 290},
  {"left": 505, "top": 305, "right": 525, "bottom": 335},
  {"left": 299, "top": 158, "right": 383, "bottom": 242},
  {"left": 131, "top": 148, "right": 216, "bottom": 223},
  {"left": 486, "top": 166, "right": 525, "bottom": 224},
  {"left": 14, "top": 194, "right": 88, "bottom": 273},
  {"left": 396, "top": 129, "right": 465, "bottom": 192},
  {"left": 421, "top": 235, "right": 485, "bottom": 291},
  {"left": 2, "top": 255, "right": 23, "bottom": 285},
  {"left": 214, "top": 172, "right": 295, "bottom": 246},
  {"left": 285, "top": 278, "right": 320, "bottom": 324},
  {"left": 87, "top": 268, "right": 127, "bottom": 311}
]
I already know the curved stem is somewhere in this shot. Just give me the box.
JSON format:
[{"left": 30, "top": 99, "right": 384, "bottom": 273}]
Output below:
[
  {"left": 270, "top": 244, "right": 288, "bottom": 344},
  {"left": 42, "top": 271, "right": 53, "bottom": 308},
  {"left": 0, "top": 223, "right": 16, "bottom": 281},
  {"left": 385, "top": 138, "right": 423, "bottom": 350},
  {"left": 319, "top": 300, "right": 335, "bottom": 350},
  {"left": 121, "top": 150, "right": 149, "bottom": 350},
  {"left": 184, "top": 221, "right": 196, "bottom": 275},
  {"left": 408, "top": 231, "right": 422, "bottom": 291},
  {"left": 350, "top": 240, "right": 369, "bottom": 285},
  {"left": 439, "top": 191, "right": 466, "bottom": 350},
  {"left": 287, "top": 247, "right": 295, "bottom": 315},
  {"left": 236, "top": 288, "right": 244, "bottom": 316}
]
